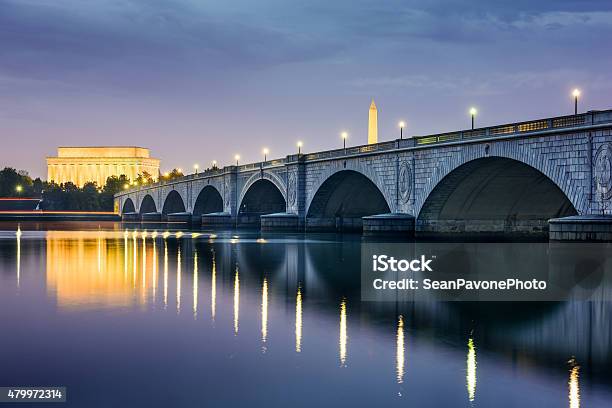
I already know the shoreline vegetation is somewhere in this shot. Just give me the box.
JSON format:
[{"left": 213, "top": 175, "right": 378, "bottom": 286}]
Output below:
[{"left": 0, "top": 167, "right": 184, "bottom": 211}]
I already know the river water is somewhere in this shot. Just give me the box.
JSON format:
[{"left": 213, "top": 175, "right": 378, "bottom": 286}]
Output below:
[{"left": 0, "top": 222, "right": 610, "bottom": 407}]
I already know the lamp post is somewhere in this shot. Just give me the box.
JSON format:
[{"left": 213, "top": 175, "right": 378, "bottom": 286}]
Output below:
[
  {"left": 297, "top": 141, "right": 303, "bottom": 155},
  {"left": 398, "top": 121, "right": 406, "bottom": 139},
  {"left": 15, "top": 185, "right": 23, "bottom": 195},
  {"left": 212, "top": 160, "right": 217, "bottom": 169},
  {"left": 469, "top": 107, "right": 477, "bottom": 130},
  {"left": 193, "top": 164, "right": 199, "bottom": 174},
  {"left": 341, "top": 131, "right": 348, "bottom": 152},
  {"left": 572, "top": 89, "right": 580, "bottom": 115},
  {"left": 263, "top": 148, "right": 269, "bottom": 162},
  {"left": 235, "top": 154, "right": 240, "bottom": 166}
]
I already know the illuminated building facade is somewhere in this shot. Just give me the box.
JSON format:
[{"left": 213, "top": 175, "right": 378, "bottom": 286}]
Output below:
[{"left": 47, "top": 146, "right": 159, "bottom": 187}]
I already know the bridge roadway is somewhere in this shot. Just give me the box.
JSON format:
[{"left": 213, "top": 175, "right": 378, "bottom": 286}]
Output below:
[{"left": 115, "top": 109, "right": 612, "bottom": 239}]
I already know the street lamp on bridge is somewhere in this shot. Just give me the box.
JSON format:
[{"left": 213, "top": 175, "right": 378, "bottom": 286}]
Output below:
[
  {"left": 234, "top": 154, "right": 240, "bottom": 166},
  {"left": 469, "top": 107, "right": 477, "bottom": 130},
  {"left": 263, "top": 148, "right": 269, "bottom": 162},
  {"left": 212, "top": 160, "right": 218, "bottom": 169},
  {"left": 572, "top": 89, "right": 581, "bottom": 115},
  {"left": 297, "top": 141, "right": 303, "bottom": 155},
  {"left": 398, "top": 121, "right": 406, "bottom": 139},
  {"left": 341, "top": 131, "right": 348, "bottom": 151},
  {"left": 193, "top": 164, "right": 199, "bottom": 174}
]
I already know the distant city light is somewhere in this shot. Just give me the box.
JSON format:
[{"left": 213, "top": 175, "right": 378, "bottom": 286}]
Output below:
[
  {"left": 123, "top": 184, "right": 129, "bottom": 190},
  {"left": 15, "top": 185, "right": 23, "bottom": 193}
]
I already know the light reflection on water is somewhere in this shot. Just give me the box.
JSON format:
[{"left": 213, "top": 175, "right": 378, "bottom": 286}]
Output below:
[
  {"left": 467, "top": 337, "right": 477, "bottom": 403},
  {"left": 1, "top": 226, "right": 611, "bottom": 407},
  {"left": 396, "top": 315, "right": 404, "bottom": 386},
  {"left": 339, "top": 297, "right": 348, "bottom": 367}
]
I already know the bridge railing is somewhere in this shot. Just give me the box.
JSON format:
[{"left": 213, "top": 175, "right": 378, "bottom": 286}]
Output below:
[
  {"left": 299, "top": 140, "right": 398, "bottom": 161},
  {"left": 413, "top": 111, "right": 605, "bottom": 146}
]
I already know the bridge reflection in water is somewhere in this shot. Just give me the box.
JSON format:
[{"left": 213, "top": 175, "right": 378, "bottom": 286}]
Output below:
[{"left": 8, "top": 228, "right": 609, "bottom": 405}]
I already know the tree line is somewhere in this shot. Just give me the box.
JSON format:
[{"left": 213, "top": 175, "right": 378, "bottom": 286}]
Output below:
[{"left": 0, "top": 167, "right": 184, "bottom": 211}]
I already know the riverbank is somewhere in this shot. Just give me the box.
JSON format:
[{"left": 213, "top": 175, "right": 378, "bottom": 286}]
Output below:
[{"left": 0, "top": 211, "right": 120, "bottom": 222}]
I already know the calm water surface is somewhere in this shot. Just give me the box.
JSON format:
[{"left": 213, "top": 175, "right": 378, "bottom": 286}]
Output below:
[{"left": 0, "top": 222, "right": 610, "bottom": 407}]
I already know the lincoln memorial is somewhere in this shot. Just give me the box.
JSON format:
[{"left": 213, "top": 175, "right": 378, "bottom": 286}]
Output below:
[{"left": 47, "top": 146, "right": 160, "bottom": 187}]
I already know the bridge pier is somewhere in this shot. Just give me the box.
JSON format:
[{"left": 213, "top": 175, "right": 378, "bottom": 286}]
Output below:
[
  {"left": 121, "top": 212, "right": 139, "bottom": 222},
  {"left": 201, "top": 212, "right": 234, "bottom": 229},
  {"left": 549, "top": 216, "right": 612, "bottom": 241},
  {"left": 167, "top": 212, "right": 192, "bottom": 224},
  {"left": 363, "top": 213, "right": 415, "bottom": 236},
  {"left": 261, "top": 213, "right": 300, "bottom": 231},
  {"left": 141, "top": 212, "right": 162, "bottom": 222}
]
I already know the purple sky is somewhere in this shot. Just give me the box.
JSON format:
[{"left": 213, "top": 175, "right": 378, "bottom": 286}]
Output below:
[{"left": 1, "top": 0, "right": 612, "bottom": 179}]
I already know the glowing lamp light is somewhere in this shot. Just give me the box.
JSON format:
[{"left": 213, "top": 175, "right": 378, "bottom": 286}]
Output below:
[
  {"left": 123, "top": 184, "right": 129, "bottom": 190},
  {"left": 234, "top": 154, "right": 240, "bottom": 166},
  {"left": 297, "top": 140, "right": 303, "bottom": 154},
  {"left": 572, "top": 88, "right": 581, "bottom": 114},
  {"left": 469, "top": 107, "right": 478, "bottom": 116},
  {"left": 341, "top": 131, "right": 348, "bottom": 150},
  {"left": 15, "top": 185, "right": 23, "bottom": 193},
  {"left": 398, "top": 121, "right": 406, "bottom": 129}
]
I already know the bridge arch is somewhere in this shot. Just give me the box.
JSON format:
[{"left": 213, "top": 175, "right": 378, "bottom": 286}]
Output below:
[
  {"left": 239, "top": 171, "right": 286, "bottom": 210},
  {"left": 122, "top": 197, "right": 136, "bottom": 213},
  {"left": 306, "top": 169, "right": 391, "bottom": 231},
  {"left": 306, "top": 162, "right": 393, "bottom": 216},
  {"left": 193, "top": 185, "right": 223, "bottom": 216},
  {"left": 238, "top": 178, "right": 286, "bottom": 223},
  {"left": 139, "top": 194, "right": 157, "bottom": 214},
  {"left": 417, "top": 156, "right": 578, "bottom": 234},
  {"left": 162, "top": 190, "right": 186, "bottom": 214},
  {"left": 414, "top": 145, "right": 585, "bottom": 216}
]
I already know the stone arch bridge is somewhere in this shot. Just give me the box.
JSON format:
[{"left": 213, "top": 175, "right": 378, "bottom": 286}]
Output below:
[{"left": 116, "top": 110, "right": 612, "bottom": 237}]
